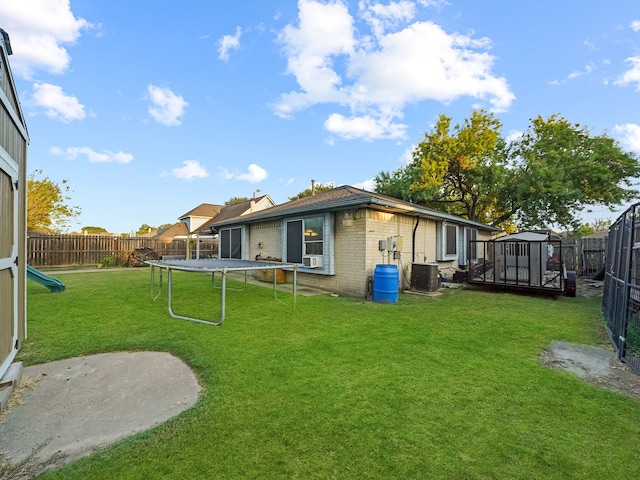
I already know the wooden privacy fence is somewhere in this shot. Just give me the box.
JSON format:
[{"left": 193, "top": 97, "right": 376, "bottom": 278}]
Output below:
[
  {"left": 27, "top": 235, "right": 218, "bottom": 267},
  {"left": 560, "top": 237, "right": 607, "bottom": 277}
]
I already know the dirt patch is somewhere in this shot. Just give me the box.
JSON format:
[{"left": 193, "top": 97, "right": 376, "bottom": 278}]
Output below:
[
  {"left": 576, "top": 278, "right": 604, "bottom": 298},
  {"left": 541, "top": 341, "right": 640, "bottom": 401},
  {"left": 546, "top": 278, "right": 640, "bottom": 400}
]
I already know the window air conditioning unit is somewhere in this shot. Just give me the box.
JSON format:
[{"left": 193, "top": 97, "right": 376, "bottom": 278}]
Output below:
[{"left": 302, "top": 256, "right": 322, "bottom": 268}]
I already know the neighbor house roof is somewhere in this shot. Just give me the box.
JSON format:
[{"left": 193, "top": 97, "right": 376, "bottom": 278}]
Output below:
[
  {"left": 155, "top": 222, "right": 188, "bottom": 238},
  {"left": 197, "top": 195, "right": 275, "bottom": 233},
  {"left": 210, "top": 185, "right": 500, "bottom": 231},
  {"left": 179, "top": 203, "right": 224, "bottom": 220},
  {"left": 583, "top": 230, "right": 608, "bottom": 239}
]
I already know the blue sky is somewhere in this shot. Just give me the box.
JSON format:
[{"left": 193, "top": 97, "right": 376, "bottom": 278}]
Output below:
[{"left": 3, "top": 0, "right": 640, "bottom": 233}]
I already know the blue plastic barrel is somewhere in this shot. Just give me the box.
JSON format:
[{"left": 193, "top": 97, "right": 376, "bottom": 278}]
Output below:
[{"left": 373, "top": 264, "right": 399, "bottom": 303}]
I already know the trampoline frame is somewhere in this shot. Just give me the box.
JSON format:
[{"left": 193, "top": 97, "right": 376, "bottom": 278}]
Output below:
[{"left": 146, "top": 259, "right": 298, "bottom": 325}]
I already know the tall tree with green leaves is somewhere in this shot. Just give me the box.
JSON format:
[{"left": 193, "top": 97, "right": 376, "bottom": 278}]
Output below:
[
  {"left": 499, "top": 114, "right": 640, "bottom": 229},
  {"left": 82, "top": 226, "right": 107, "bottom": 234},
  {"left": 376, "top": 110, "right": 514, "bottom": 229},
  {"left": 225, "top": 196, "right": 250, "bottom": 206},
  {"left": 27, "top": 170, "right": 81, "bottom": 233},
  {"left": 136, "top": 224, "right": 154, "bottom": 235},
  {"left": 288, "top": 182, "right": 335, "bottom": 201},
  {"left": 375, "top": 112, "right": 640, "bottom": 230}
]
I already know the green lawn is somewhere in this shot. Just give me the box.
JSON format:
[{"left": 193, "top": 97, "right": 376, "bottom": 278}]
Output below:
[{"left": 19, "top": 269, "right": 640, "bottom": 479}]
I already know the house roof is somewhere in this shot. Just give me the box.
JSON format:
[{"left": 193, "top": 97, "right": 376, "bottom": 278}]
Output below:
[
  {"left": 210, "top": 185, "right": 500, "bottom": 231},
  {"left": 197, "top": 195, "right": 274, "bottom": 233},
  {"left": 155, "top": 222, "right": 188, "bottom": 238},
  {"left": 583, "top": 230, "right": 608, "bottom": 239},
  {"left": 496, "top": 232, "right": 549, "bottom": 242},
  {"left": 179, "top": 203, "right": 224, "bottom": 220}
]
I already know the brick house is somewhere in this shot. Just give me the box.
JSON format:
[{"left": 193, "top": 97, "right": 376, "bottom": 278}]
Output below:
[{"left": 209, "top": 185, "right": 499, "bottom": 298}]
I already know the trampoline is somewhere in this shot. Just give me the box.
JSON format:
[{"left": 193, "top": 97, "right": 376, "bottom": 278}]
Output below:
[{"left": 146, "top": 258, "right": 298, "bottom": 326}]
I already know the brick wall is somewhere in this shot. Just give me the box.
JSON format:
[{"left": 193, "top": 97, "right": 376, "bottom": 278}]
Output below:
[
  {"left": 247, "top": 220, "right": 282, "bottom": 260},
  {"left": 244, "top": 211, "right": 494, "bottom": 298}
]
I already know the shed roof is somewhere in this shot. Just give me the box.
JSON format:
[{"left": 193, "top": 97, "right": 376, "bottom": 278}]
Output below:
[{"left": 211, "top": 185, "right": 499, "bottom": 231}]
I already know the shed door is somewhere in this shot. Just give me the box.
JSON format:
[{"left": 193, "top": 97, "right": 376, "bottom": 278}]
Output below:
[{"left": 0, "top": 155, "right": 19, "bottom": 376}]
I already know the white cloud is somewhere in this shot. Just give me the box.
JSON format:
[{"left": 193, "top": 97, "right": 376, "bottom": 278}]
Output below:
[
  {"left": 631, "top": 20, "right": 640, "bottom": 32},
  {"left": 218, "top": 27, "right": 242, "bottom": 62},
  {"left": 324, "top": 112, "right": 407, "bottom": 140},
  {"left": 171, "top": 160, "right": 208, "bottom": 180},
  {"left": 568, "top": 63, "right": 595, "bottom": 80},
  {"left": 50, "top": 146, "right": 133, "bottom": 164},
  {"left": 273, "top": 1, "right": 514, "bottom": 141},
  {"left": 0, "top": 0, "right": 92, "bottom": 79},
  {"left": 353, "top": 178, "right": 376, "bottom": 191},
  {"left": 280, "top": 177, "right": 295, "bottom": 186},
  {"left": 615, "top": 57, "right": 640, "bottom": 91},
  {"left": 614, "top": 123, "right": 640, "bottom": 153},
  {"left": 146, "top": 85, "right": 188, "bottom": 126},
  {"left": 505, "top": 129, "right": 523, "bottom": 143},
  {"left": 217, "top": 168, "right": 235, "bottom": 181},
  {"left": 417, "top": 0, "right": 449, "bottom": 8},
  {"left": 237, "top": 164, "right": 268, "bottom": 183},
  {"left": 274, "top": 0, "right": 356, "bottom": 117},
  {"left": 219, "top": 164, "right": 268, "bottom": 183},
  {"left": 30, "top": 82, "right": 86, "bottom": 122},
  {"left": 359, "top": 0, "right": 416, "bottom": 38}
]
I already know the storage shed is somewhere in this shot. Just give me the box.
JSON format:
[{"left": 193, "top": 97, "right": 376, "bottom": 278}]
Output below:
[{"left": 0, "top": 29, "right": 29, "bottom": 380}]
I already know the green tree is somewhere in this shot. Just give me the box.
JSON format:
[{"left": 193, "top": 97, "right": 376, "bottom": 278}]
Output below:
[
  {"left": 376, "top": 110, "right": 515, "bottom": 230},
  {"left": 501, "top": 115, "right": 640, "bottom": 229},
  {"left": 136, "top": 224, "right": 155, "bottom": 235},
  {"left": 566, "top": 218, "right": 611, "bottom": 238},
  {"left": 27, "top": 170, "right": 81, "bottom": 233},
  {"left": 289, "top": 182, "right": 335, "bottom": 201},
  {"left": 225, "top": 196, "right": 250, "bottom": 206},
  {"left": 375, "top": 112, "right": 640, "bottom": 230},
  {"left": 82, "top": 226, "right": 107, "bottom": 234}
]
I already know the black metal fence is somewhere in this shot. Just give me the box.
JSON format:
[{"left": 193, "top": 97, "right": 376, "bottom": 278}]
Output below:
[
  {"left": 602, "top": 203, "right": 640, "bottom": 375},
  {"left": 468, "top": 239, "right": 567, "bottom": 294}
]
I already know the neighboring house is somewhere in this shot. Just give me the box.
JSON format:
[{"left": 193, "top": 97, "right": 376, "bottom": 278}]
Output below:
[
  {"left": 155, "top": 196, "right": 276, "bottom": 241},
  {"left": 155, "top": 222, "right": 188, "bottom": 239},
  {"left": 583, "top": 230, "right": 608, "bottom": 240},
  {"left": 210, "top": 185, "right": 499, "bottom": 298},
  {"left": 0, "top": 29, "right": 28, "bottom": 380},
  {"left": 178, "top": 203, "right": 225, "bottom": 234},
  {"left": 197, "top": 195, "right": 276, "bottom": 235}
]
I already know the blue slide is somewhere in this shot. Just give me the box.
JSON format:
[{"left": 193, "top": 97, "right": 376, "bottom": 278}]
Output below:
[{"left": 27, "top": 265, "right": 65, "bottom": 293}]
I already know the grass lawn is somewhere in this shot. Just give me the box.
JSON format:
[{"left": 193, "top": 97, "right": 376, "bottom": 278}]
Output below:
[{"left": 19, "top": 269, "right": 640, "bottom": 479}]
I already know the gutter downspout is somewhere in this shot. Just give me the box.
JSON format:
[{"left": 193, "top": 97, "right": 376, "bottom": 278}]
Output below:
[{"left": 412, "top": 216, "right": 419, "bottom": 263}]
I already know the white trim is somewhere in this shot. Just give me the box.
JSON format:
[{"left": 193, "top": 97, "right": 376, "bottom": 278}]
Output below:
[{"left": 0, "top": 156, "right": 19, "bottom": 379}]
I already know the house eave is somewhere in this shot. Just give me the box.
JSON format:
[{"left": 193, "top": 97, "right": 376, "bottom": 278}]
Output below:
[{"left": 211, "top": 196, "right": 498, "bottom": 232}]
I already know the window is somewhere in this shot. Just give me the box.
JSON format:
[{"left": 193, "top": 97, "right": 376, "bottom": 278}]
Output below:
[
  {"left": 462, "top": 227, "right": 478, "bottom": 265},
  {"left": 445, "top": 224, "right": 457, "bottom": 256},
  {"left": 286, "top": 217, "right": 324, "bottom": 263},
  {"left": 436, "top": 222, "right": 459, "bottom": 261},
  {"left": 219, "top": 227, "right": 242, "bottom": 259},
  {"left": 286, "top": 220, "right": 303, "bottom": 264},
  {"left": 303, "top": 217, "right": 323, "bottom": 255}
]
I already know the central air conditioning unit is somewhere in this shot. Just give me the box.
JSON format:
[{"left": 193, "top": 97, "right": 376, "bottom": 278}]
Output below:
[{"left": 302, "top": 256, "right": 322, "bottom": 268}]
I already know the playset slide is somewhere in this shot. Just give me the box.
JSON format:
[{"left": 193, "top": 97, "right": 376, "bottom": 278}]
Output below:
[{"left": 27, "top": 265, "right": 65, "bottom": 293}]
